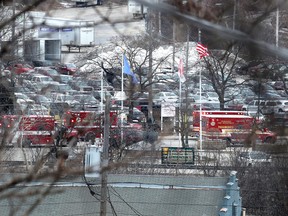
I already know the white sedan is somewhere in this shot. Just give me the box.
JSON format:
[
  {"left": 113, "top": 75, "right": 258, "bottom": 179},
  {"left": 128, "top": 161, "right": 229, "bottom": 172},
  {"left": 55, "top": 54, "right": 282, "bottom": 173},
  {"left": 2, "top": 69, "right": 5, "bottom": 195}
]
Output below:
[
  {"left": 201, "top": 92, "right": 219, "bottom": 101},
  {"left": 153, "top": 92, "right": 178, "bottom": 104}
]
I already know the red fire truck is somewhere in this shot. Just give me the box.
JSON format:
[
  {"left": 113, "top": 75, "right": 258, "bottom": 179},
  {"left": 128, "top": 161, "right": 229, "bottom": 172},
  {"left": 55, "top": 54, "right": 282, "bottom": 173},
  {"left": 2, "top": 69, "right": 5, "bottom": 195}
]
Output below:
[
  {"left": 191, "top": 110, "right": 246, "bottom": 136},
  {"left": 0, "top": 115, "right": 78, "bottom": 147},
  {"left": 62, "top": 110, "right": 117, "bottom": 141},
  {"left": 200, "top": 114, "right": 276, "bottom": 145},
  {"left": 62, "top": 110, "right": 144, "bottom": 147}
]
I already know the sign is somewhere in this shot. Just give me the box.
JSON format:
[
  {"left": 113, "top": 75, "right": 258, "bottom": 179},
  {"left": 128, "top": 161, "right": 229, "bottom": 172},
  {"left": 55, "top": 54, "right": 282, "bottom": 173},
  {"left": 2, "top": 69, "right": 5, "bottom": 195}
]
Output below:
[
  {"left": 161, "top": 102, "right": 175, "bottom": 117},
  {"left": 62, "top": 28, "right": 73, "bottom": 32},
  {"left": 40, "top": 27, "right": 59, "bottom": 32},
  {"left": 161, "top": 147, "right": 195, "bottom": 164}
]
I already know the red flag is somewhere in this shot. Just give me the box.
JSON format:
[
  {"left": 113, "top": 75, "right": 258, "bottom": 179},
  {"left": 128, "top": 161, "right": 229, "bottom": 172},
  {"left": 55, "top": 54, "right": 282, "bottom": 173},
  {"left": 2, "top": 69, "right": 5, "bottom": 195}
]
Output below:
[
  {"left": 178, "top": 59, "right": 185, "bottom": 82},
  {"left": 196, "top": 43, "right": 209, "bottom": 59}
]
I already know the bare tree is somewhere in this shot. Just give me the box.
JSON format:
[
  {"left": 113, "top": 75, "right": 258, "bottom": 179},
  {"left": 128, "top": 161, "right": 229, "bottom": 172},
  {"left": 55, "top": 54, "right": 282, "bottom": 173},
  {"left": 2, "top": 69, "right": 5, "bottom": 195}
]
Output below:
[{"left": 0, "top": 0, "right": 288, "bottom": 215}]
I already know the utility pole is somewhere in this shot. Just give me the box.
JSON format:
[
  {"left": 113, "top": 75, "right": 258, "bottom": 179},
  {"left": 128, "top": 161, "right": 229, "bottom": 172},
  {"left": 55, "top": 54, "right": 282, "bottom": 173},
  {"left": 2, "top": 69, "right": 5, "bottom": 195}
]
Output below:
[
  {"left": 147, "top": 7, "right": 153, "bottom": 121},
  {"left": 100, "top": 95, "right": 110, "bottom": 216},
  {"left": 276, "top": 6, "right": 279, "bottom": 48},
  {"left": 185, "top": 25, "right": 189, "bottom": 146}
]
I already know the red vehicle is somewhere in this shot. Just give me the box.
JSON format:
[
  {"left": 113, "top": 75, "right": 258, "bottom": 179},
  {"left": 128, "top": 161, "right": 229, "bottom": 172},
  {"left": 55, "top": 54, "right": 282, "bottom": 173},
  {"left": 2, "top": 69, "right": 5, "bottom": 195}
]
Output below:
[
  {"left": 62, "top": 110, "right": 144, "bottom": 147},
  {"left": 200, "top": 114, "right": 276, "bottom": 145},
  {"left": 0, "top": 115, "right": 77, "bottom": 147},
  {"left": 63, "top": 110, "right": 118, "bottom": 141},
  {"left": 192, "top": 110, "right": 246, "bottom": 135},
  {"left": 55, "top": 63, "right": 77, "bottom": 75},
  {"left": 7, "top": 63, "right": 33, "bottom": 75}
]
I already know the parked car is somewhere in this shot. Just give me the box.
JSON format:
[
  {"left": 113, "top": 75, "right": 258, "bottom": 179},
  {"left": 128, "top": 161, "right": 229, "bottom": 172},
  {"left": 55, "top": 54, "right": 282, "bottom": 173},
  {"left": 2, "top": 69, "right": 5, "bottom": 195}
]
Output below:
[
  {"left": 49, "top": 93, "right": 80, "bottom": 107},
  {"left": 17, "top": 70, "right": 38, "bottom": 85},
  {"left": 273, "top": 81, "right": 285, "bottom": 90},
  {"left": 14, "top": 85, "right": 35, "bottom": 96},
  {"left": 25, "top": 104, "right": 50, "bottom": 115},
  {"left": 237, "top": 151, "right": 272, "bottom": 167},
  {"left": 200, "top": 83, "right": 214, "bottom": 92},
  {"left": 176, "top": 97, "right": 195, "bottom": 109},
  {"left": 87, "top": 79, "right": 114, "bottom": 91},
  {"left": 153, "top": 92, "right": 178, "bottom": 104},
  {"left": 44, "top": 83, "right": 76, "bottom": 94},
  {"left": 30, "top": 74, "right": 59, "bottom": 87},
  {"left": 14, "top": 93, "right": 35, "bottom": 114},
  {"left": 201, "top": 92, "right": 219, "bottom": 102},
  {"left": 273, "top": 100, "right": 288, "bottom": 113},
  {"left": 55, "top": 63, "right": 77, "bottom": 75},
  {"left": 245, "top": 99, "right": 288, "bottom": 115},
  {"left": 7, "top": 63, "right": 33, "bottom": 75},
  {"left": 68, "top": 79, "right": 94, "bottom": 92},
  {"left": 193, "top": 101, "right": 221, "bottom": 110},
  {"left": 153, "top": 73, "right": 175, "bottom": 84},
  {"left": 31, "top": 60, "right": 55, "bottom": 67},
  {"left": 150, "top": 83, "right": 172, "bottom": 94},
  {"left": 117, "top": 107, "right": 147, "bottom": 123},
  {"left": 73, "top": 94, "right": 100, "bottom": 108},
  {"left": 58, "top": 74, "right": 73, "bottom": 84},
  {"left": 260, "top": 100, "right": 278, "bottom": 115},
  {"left": 240, "top": 87, "right": 257, "bottom": 104},
  {"left": 14, "top": 92, "right": 34, "bottom": 104},
  {"left": 30, "top": 94, "right": 53, "bottom": 108},
  {"left": 242, "top": 100, "right": 262, "bottom": 116},
  {"left": 34, "top": 67, "right": 61, "bottom": 82},
  {"left": 92, "top": 90, "right": 113, "bottom": 102},
  {"left": 23, "top": 80, "right": 47, "bottom": 94}
]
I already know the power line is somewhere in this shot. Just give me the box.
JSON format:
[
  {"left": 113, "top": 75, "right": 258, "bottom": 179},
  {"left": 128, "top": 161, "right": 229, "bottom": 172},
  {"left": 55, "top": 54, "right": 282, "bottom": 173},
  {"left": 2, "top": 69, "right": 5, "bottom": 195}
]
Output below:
[{"left": 109, "top": 186, "right": 143, "bottom": 216}]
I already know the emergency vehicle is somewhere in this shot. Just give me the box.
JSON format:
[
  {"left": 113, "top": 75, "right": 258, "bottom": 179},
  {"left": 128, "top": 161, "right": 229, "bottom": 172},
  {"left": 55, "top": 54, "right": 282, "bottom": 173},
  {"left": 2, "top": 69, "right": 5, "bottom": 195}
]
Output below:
[
  {"left": 62, "top": 110, "right": 144, "bottom": 147},
  {"left": 200, "top": 114, "right": 276, "bottom": 145},
  {"left": 0, "top": 115, "right": 55, "bottom": 147},
  {"left": 62, "top": 110, "right": 117, "bottom": 142},
  {"left": 191, "top": 110, "right": 246, "bottom": 136}
]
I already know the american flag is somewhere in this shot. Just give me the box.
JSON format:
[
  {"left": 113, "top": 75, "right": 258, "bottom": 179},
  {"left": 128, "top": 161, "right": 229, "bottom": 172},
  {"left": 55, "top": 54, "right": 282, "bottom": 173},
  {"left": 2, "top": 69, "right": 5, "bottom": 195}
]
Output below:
[{"left": 196, "top": 43, "right": 209, "bottom": 59}]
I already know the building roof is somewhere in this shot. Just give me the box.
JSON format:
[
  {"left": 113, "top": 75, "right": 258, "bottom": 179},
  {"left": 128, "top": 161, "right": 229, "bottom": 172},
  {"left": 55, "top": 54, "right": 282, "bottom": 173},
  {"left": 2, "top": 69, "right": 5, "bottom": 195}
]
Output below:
[{"left": 0, "top": 173, "right": 241, "bottom": 216}]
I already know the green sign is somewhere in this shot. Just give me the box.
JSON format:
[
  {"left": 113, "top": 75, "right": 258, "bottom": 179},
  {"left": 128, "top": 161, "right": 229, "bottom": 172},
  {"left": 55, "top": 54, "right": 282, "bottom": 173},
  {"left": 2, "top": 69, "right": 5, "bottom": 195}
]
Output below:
[{"left": 161, "top": 147, "right": 195, "bottom": 164}]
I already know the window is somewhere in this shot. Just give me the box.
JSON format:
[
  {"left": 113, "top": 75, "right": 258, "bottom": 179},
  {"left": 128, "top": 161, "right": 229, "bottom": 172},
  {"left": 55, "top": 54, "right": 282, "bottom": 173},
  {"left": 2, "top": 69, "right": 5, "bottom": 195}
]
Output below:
[{"left": 266, "top": 101, "right": 276, "bottom": 106}]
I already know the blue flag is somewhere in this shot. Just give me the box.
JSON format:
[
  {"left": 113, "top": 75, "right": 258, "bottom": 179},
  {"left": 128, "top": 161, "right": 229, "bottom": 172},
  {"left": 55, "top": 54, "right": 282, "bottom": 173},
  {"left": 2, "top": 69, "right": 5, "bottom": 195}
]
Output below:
[{"left": 123, "top": 54, "right": 139, "bottom": 84}]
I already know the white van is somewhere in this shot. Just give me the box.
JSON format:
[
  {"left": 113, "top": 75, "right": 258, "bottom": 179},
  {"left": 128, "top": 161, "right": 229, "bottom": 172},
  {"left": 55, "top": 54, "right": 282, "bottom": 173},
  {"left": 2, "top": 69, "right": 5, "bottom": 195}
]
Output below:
[
  {"left": 273, "top": 100, "right": 288, "bottom": 113},
  {"left": 244, "top": 99, "right": 288, "bottom": 115},
  {"left": 242, "top": 100, "right": 261, "bottom": 116}
]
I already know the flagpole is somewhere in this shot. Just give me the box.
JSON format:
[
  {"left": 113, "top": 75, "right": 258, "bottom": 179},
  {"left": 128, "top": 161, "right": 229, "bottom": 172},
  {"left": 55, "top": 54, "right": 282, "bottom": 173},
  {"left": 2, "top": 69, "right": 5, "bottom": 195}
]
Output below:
[
  {"left": 121, "top": 54, "right": 124, "bottom": 145},
  {"left": 199, "top": 68, "right": 202, "bottom": 153},
  {"left": 100, "top": 68, "right": 104, "bottom": 112},
  {"left": 100, "top": 67, "right": 104, "bottom": 141},
  {"left": 198, "top": 29, "right": 203, "bottom": 158},
  {"left": 178, "top": 54, "right": 183, "bottom": 147},
  {"left": 196, "top": 39, "right": 209, "bottom": 160},
  {"left": 179, "top": 67, "right": 181, "bottom": 147}
]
